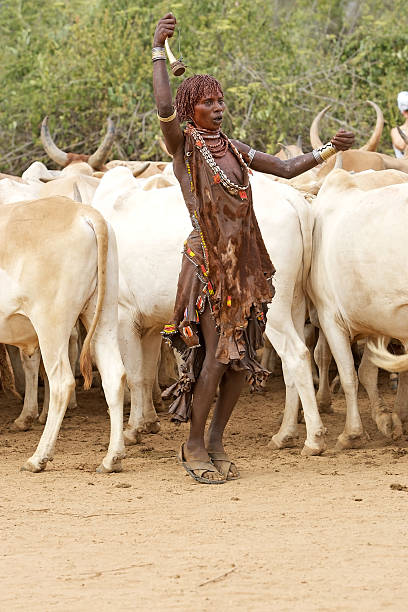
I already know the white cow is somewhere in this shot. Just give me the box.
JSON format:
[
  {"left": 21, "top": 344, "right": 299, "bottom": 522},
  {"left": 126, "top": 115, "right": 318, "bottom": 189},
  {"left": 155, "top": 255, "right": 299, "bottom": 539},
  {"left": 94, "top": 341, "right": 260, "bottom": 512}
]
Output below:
[
  {"left": 0, "top": 196, "right": 125, "bottom": 472},
  {"left": 92, "top": 167, "right": 326, "bottom": 454},
  {"left": 307, "top": 169, "right": 408, "bottom": 449}
]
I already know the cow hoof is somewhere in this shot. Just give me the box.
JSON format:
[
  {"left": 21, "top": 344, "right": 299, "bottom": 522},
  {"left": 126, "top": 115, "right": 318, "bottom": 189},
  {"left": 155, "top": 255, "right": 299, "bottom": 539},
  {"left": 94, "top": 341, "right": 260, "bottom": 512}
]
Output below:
[
  {"left": 21, "top": 457, "right": 47, "bottom": 473},
  {"left": 144, "top": 421, "right": 161, "bottom": 434},
  {"left": 13, "top": 416, "right": 36, "bottom": 431},
  {"left": 268, "top": 433, "right": 298, "bottom": 449},
  {"left": 96, "top": 459, "right": 123, "bottom": 474},
  {"left": 124, "top": 428, "right": 142, "bottom": 446},
  {"left": 301, "top": 444, "right": 323, "bottom": 456},
  {"left": 335, "top": 432, "right": 366, "bottom": 451},
  {"left": 375, "top": 412, "right": 403, "bottom": 440},
  {"left": 38, "top": 412, "right": 47, "bottom": 425}
]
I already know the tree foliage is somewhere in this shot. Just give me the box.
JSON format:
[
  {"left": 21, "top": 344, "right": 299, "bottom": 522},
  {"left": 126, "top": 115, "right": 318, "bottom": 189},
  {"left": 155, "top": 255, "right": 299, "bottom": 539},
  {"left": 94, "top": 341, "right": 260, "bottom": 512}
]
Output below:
[{"left": 0, "top": 0, "right": 407, "bottom": 173}]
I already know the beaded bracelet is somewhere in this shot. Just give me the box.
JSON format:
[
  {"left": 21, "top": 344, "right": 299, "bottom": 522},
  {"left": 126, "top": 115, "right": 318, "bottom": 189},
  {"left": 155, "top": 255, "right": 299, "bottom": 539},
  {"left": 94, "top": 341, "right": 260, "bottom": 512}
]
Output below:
[{"left": 312, "top": 141, "right": 337, "bottom": 164}]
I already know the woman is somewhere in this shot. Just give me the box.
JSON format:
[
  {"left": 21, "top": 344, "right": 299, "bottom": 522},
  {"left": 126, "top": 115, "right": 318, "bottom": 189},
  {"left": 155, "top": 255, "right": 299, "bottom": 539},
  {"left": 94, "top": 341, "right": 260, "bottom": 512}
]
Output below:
[
  {"left": 153, "top": 13, "right": 354, "bottom": 484},
  {"left": 391, "top": 91, "right": 408, "bottom": 158}
]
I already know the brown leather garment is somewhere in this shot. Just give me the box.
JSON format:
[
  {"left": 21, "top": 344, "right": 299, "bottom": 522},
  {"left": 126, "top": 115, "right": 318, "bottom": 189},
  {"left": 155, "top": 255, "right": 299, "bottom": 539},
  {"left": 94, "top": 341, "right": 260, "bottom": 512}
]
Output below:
[{"left": 162, "top": 129, "right": 275, "bottom": 423}]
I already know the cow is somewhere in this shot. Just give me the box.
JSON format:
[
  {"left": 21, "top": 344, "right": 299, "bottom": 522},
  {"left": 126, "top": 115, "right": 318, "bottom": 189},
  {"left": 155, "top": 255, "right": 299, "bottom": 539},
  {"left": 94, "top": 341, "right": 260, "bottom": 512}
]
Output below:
[
  {"left": 306, "top": 168, "right": 408, "bottom": 449},
  {"left": 91, "top": 166, "right": 327, "bottom": 454},
  {"left": 0, "top": 196, "right": 125, "bottom": 472}
]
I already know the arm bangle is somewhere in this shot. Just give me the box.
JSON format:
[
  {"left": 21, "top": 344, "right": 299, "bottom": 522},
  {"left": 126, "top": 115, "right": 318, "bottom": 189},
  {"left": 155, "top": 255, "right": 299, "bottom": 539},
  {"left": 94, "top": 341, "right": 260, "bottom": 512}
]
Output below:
[
  {"left": 313, "top": 142, "right": 337, "bottom": 164},
  {"left": 247, "top": 147, "right": 257, "bottom": 167},
  {"left": 152, "top": 47, "right": 166, "bottom": 61},
  {"left": 157, "top": 109, "right": 177, "bottom": 123}
]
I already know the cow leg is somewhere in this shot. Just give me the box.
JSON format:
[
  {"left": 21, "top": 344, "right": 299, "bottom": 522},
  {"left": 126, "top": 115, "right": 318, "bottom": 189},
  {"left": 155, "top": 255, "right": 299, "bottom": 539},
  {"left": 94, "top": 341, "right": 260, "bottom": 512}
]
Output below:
[
  {"left": 126, "top": 329, "right": 161, "bottom": 441},
  {"left": 320, "top": 320, "right": 365, "bottom": 450},
  {"left": 6, "top": 345, "right": 25, "bottom": 396},
  {"left": 394, "top": 371, "right": 408, "bottom": 433},
  {"left": 120, "top": 317, "right": 161, "bottom": 445},
  {"left": 14, "top": 347, "right": 41, "bottom": 431},
  {"left": 269, "top": 359, "right": 300, "bottom": 449},
  {"left": 304, "top": 323, "right": 319, "bottom": 387},
  {"left": 80, "top": 311, "right": 126, "bottom": 474},
  {"left": 358, "top": 342, "right": 402, "bottom": 440},
  {"left": 22, "top": 330, "right": 75, "bottom": 472},
  {"left": 39, "top": 325, "right": 79, "bottom": 424},
  {"left": 260, "top": 336, "right": 278, "bottom": 388},
  {"left": 268, "top": 298, "right": 326, "bottom": 456},
  {"left": 314, "top": 329, "right": 333, "bottom": 414},
  {"left": 152, "top": 367, "right": 166, "bottom": 413}
]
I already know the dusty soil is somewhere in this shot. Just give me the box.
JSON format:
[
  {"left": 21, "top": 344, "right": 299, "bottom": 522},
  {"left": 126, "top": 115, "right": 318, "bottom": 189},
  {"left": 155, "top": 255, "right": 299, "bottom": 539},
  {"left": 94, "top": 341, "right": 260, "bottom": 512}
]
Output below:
[{"left": 1, "top": 372, "right": 408, "bottom": 611}]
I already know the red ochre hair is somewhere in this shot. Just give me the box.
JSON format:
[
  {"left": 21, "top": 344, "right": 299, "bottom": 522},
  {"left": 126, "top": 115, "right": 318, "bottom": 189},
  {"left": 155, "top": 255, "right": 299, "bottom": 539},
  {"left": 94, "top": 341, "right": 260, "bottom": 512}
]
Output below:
[{"left": 175, "top": 74, "right": 224, "bottom": 122}]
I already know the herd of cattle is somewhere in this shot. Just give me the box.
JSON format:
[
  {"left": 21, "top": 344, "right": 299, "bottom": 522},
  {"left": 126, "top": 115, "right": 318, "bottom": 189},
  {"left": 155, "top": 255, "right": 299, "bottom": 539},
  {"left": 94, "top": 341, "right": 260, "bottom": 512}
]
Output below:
[{"left": 1, "top": 101, "right": 408, "bottom": 473}]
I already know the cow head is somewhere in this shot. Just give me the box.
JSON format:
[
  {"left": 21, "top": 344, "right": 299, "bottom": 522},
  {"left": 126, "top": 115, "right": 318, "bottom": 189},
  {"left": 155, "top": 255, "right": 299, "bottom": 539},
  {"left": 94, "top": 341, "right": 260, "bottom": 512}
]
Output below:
[
  {"left": 310, "top": 101, "right": 384, "bottom": 152},
  {"left": 41, "top": 116, "right": 115, "bottom": 170}
]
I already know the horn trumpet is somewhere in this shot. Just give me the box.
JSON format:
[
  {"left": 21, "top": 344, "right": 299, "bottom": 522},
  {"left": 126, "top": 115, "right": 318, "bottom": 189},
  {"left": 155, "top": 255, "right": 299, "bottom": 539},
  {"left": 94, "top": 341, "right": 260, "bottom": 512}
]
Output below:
[{"left": 164, "top": 37, "right": 185, "bottom": 77}]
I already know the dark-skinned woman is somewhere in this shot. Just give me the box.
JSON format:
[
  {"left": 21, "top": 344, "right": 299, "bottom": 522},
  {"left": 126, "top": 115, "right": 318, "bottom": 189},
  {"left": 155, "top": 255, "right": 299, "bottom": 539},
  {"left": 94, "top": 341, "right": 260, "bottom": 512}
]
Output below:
[{"left": 153, "top": 13, "right": 355, "bottom": 484}]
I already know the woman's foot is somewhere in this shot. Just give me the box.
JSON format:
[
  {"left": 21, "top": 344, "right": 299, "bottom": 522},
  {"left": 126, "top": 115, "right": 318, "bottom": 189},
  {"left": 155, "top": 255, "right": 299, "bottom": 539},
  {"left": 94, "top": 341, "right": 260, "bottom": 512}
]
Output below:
[
  {"left": 179, "top": 443, "right": 226, "bottom": 484},
  {"left": 206, "top": 440, "right": 240, "bottom": 480}
]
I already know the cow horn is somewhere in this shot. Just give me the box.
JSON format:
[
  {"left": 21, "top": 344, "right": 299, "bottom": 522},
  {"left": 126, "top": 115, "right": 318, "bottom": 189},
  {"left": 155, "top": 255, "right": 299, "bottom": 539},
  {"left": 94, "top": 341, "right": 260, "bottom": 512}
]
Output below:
[
  {"left": 310, "top": 105, "right": 331, "bottom": 150},
  {"left": 73, "top": 182, "right": 82, "bottom": 203},
  {"left": 132, "top": 162, "right": 151, "bottom": 177},
  {"left": 359, "top": 100, "right": 384, "bottom": 151},
  {"left": 334, "top": 151, "right": 343, "bottom": 169},
  {"left": 296, "top": 134, "right": 303, "bottom": 152},
  {"left": 41, "top": 116, "right": 69, "bottom": 166},
  {"left": 87, "top": 117, "right": 115, "bottom": 170},
  {"left": 164, "top": 38, "right": 185, "bottom": 77},
  {"left": 397, "top": 126, "right": 408, "bottom": 146}
]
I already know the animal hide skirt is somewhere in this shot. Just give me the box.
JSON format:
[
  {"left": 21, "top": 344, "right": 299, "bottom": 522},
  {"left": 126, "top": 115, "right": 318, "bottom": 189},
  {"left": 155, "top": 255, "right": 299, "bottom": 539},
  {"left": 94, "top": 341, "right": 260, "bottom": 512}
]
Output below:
[{"left": 161, "top": 231, "right": 271, "bottom": 424}]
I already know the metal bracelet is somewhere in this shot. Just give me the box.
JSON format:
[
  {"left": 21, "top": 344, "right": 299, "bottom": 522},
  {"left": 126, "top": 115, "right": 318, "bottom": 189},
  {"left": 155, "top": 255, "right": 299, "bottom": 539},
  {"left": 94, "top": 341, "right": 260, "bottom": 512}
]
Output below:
[
  {"left": 157, "top": 109, "right": 177, "bottom": 123},
  {"left": 315, "top": 141, "right": 337, "bottom": 163},
  {"left": 247, "top": 147, "right": 257, "bottom": 166},
  {"left": 312, "top": 149, "right": 323, "bottom": 164},
  {"left": 152, "top": 47, "right": 166, "bottom": 61}
]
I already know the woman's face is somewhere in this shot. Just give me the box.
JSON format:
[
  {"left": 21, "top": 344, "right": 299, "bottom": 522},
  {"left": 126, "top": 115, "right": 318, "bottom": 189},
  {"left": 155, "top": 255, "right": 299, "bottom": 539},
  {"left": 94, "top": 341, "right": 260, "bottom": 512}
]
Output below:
[{"left": 193, "top": 89, "right": 225, "bottom": 131}]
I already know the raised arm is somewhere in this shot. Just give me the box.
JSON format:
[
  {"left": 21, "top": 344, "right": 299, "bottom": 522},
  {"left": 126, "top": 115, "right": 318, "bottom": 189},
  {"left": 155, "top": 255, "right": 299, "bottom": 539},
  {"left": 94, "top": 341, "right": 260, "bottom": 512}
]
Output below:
[
  {"left": 233, "top": 129, "right": 355, "bottom": 179},
  {"left": 152, "top": 14, "right": 184, "bottom": 155}
]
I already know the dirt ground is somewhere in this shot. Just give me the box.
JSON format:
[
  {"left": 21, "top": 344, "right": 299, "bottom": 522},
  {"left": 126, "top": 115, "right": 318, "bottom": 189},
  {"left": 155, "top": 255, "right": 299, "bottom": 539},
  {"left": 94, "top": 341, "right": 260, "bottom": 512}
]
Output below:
[{"left": 1, "top": 372, "right": 408, "bottom": 612}]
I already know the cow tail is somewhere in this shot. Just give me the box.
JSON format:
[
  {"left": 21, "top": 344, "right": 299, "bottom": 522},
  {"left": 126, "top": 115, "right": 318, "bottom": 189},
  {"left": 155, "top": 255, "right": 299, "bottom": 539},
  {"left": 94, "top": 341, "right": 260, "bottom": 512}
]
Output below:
[
  {"left": 287, "top": 193, "right": 313, "bottom": 293},
  {"left": 79, "top": 211, "right": 109, "bottom": 390},
  {"left": 367, "top": 337, "right": 408, "bottom": 373}
]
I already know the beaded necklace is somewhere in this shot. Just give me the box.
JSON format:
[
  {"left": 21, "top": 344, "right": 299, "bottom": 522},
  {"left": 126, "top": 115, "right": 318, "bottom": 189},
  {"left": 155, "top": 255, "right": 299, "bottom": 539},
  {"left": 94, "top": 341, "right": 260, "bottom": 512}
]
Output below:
[{"left": 186, "top": 124, "right": 251, "bottom": 200}]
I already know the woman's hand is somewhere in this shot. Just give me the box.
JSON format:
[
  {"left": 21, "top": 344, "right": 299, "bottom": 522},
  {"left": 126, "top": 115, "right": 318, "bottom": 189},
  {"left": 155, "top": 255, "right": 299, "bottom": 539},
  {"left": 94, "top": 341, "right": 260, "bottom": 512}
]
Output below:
[
  {"left": 331, "top": 129, "right": 355, "bottom": 151},
  {"left": 153, "top": 13, "right": 177, "bottom": 47}
]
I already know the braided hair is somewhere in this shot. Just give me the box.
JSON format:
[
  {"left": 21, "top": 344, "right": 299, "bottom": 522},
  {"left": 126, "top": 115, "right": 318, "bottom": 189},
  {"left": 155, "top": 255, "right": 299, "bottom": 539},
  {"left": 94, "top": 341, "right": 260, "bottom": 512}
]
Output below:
[{"left": 175, "top": 74, "right": 224, "bottom": 123}]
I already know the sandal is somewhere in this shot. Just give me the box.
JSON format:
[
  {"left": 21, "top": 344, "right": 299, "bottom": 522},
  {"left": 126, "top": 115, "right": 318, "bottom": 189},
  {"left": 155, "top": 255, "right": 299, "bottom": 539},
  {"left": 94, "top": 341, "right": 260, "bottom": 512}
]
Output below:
[
  {"left": 208, "top": 451, "right": 240, "bottom": 481},
  {"left": 177, "top": 444, "right": 226, "bottom": 485}
]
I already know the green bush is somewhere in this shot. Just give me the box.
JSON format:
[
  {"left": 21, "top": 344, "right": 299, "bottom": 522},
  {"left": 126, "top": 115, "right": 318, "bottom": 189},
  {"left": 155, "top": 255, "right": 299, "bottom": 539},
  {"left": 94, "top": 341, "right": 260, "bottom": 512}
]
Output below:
[{"left": 1, "top": 0, "right": 407, "bottom": 173}]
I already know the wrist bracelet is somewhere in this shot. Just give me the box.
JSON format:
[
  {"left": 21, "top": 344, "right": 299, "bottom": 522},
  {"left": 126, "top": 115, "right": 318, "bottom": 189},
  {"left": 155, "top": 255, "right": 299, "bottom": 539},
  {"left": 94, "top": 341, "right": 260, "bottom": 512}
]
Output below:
[
  {"left": 152, "top": 47, "right": 166, "bottom": 61},
  {"left": 157, "top": 109, "right": 177, "bottom": 122},
  {"left": 312, "top": 141, "right": 337, "bottom": 164}
]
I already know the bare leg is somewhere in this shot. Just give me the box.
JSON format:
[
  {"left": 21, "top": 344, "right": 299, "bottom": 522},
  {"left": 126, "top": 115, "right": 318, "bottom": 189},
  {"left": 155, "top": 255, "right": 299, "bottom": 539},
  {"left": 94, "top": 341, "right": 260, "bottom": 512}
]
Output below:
[
  {"left": 183, "top": 307, "right": 228, "bottom": 482},
  {"left": 206, "top": 367, "right": 246, "bottom": 478}
]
